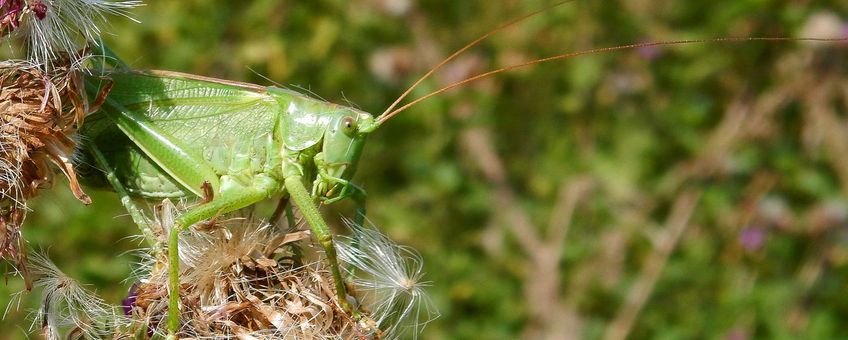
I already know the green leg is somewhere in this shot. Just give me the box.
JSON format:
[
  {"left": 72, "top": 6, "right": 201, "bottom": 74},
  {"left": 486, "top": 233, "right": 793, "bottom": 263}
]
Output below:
[
  {"left": 317, "top": 174, "right": 368, "bottom": 227},
  {"left": 318, "top": 177, "right": 367, "bottom": 280},
  {"left": 166, "top": 176, "right": 280, "bottom": 336},
  {"left": 353, "top": 195, "right": 367, "bottom": 231},
  {"left": 88, "top": 144, "right": 159, "bottom": 252},
  {"left": 284, "top": 175, "right": 351, "bottom": 312}
]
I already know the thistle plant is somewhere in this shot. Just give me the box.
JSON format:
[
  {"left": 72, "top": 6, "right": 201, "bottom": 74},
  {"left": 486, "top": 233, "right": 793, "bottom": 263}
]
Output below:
[
  {"left": 0, "top": 0, "right": 137, "bottom": 282},
  {"left": 5, "top": 200, "right": 436, "bottom": 338}
]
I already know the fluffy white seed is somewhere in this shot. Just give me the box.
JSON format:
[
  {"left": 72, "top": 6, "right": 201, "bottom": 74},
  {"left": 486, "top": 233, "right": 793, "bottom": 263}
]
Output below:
[
  {"left": 336, "top": 219, "right": 439, "bottom": 339},
  {"left": 27, "top": 251, "right": 129, "bottom": 339}
]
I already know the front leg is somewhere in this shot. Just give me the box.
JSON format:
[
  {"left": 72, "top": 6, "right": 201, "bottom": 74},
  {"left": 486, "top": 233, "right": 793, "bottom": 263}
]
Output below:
[
  {"left": 313, "top": 152, "right": 367, "bottom": 227},
  {"left": 317, "top": 173, "right": 368, "bottom": 228},
  {"left": 284, "top": 175, "right": 352, "bottom": 313}
]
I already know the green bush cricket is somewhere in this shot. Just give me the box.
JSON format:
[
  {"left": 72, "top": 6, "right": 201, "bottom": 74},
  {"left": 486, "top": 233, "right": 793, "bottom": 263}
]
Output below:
[
  {"left": 80, "top": 67, "right": 375, "bottom": 334},
  {"left": 0, "top": 0, "right": 846, "bottom": 337}
]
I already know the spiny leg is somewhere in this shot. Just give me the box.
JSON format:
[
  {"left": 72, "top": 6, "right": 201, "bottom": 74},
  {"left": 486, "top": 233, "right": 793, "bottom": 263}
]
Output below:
[
  {"left": 284, "top": 175, "right": 352, "bottom": 312},
  {"left": 317, "top": 173, "right": 368, "bottom": 227},
  {"left": 88, "top": 143, "right": 159, "bottom": 252},
  {"left": 318, "top": 176, "right": 369, "bottom": 282},
  {"left": 166, "top": 176, "right": 280, "bottom": 336}
]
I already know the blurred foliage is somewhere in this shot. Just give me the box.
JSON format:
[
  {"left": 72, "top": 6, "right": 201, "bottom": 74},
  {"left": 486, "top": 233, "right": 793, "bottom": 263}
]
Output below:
[{"left": 3, "top": 0, "right": 848, "bottom": 339}]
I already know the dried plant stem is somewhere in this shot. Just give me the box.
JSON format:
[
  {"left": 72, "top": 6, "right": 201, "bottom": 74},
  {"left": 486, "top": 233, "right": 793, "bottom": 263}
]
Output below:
[
  {"left": 459, "top": 121, "right": 591, "bottom": 339},
  {"left": 604, "top": 191, "right": 700, "bottom": 340},
  {"left": 0, "top": 59, "right": 108, "bottom": 280}
]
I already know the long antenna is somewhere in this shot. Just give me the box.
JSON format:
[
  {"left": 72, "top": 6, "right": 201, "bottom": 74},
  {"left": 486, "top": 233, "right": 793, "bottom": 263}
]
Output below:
[
  {"left": 376, "top": 37, "right": 847, "bottom": 125},
  {"left": 377, "top": 0, "right": 576, "bottom": 121}
]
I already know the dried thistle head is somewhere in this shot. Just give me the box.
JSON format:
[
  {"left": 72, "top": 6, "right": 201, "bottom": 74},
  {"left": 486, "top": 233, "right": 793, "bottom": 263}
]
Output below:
[
  {"left": 9, "top": 199, "right": 435, "bottom": 338},
  {"left": 123, "top": 200, "right": 380, "bottom": 339},
  {"left": 1, "top": 0, "right": 141, "bottom": 68},
  {"left": 0, "top": 58, "right": 108, "bottom": 284}
]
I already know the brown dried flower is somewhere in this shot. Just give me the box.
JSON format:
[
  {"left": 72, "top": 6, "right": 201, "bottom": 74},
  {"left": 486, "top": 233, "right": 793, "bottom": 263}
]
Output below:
[
  {"left": 0, "top": 58, "right": 109, "bottom": 287},
  {"left": 123, "top": 201, "right": 381, "bottom": 339}
]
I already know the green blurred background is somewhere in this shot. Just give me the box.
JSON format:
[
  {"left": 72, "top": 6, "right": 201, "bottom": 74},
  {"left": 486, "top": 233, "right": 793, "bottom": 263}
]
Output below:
[{"left": 3, "top": 0, "right": 848, "bottom": 338}]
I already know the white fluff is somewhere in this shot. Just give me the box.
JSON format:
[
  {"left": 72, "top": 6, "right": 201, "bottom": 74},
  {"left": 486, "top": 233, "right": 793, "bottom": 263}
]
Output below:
[
  {"left": 336, "top": 219, "right": 439, "bottom": 339},
  {"left": 10, "top": 0, "right": 142, "bottom": 67},
  {"left": 27, "top": 251, "right": 129, "bottom": 339}
]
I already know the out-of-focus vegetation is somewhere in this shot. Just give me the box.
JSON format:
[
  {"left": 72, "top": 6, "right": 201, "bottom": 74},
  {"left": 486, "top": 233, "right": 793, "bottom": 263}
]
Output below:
[{"left": 3, "top": 0, "right": 848, "bottom": 338}]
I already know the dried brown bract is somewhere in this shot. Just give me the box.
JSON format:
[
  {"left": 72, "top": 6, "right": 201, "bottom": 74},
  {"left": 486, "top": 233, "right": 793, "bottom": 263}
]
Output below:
[
  {"left": 11, "top": 200, "right": 431, "bottom": 338},
  {"left": 0, "top": 58, "right": 109, "bottom": 285}
]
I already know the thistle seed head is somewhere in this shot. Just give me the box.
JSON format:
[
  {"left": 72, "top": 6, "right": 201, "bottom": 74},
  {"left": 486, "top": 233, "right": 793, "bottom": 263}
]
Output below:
[
  {"left": 123, "top": 200, "right": 379, "bottom": 339},
  {"left": 1, "top": 0, "right": 142, "bottom": 68},
  {"left": 27, "top": 251, "right": 129, "bottom": 339}
]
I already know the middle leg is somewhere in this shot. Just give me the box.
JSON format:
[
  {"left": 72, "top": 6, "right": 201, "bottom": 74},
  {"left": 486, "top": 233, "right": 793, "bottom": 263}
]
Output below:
[{"left": 166, "top": 175, "right": 280, "bottom": 335}]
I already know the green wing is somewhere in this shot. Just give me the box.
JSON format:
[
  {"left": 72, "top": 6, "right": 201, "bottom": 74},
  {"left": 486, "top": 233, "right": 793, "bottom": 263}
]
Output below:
[{"left": 81, "top": 70, "right": 279, "bottom": 198}]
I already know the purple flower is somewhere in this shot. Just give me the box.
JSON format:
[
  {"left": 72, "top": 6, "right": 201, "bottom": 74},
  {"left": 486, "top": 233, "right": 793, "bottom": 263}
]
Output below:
[
  {"left": 0, "top": 0, "right": 24, "bottom": 34},
  {"left": 30, "top": 1, "right": 46, "bottom": 20},
  {"left": 121, "top": 283, "right": 139, "bottom": 316},
  {"left": 739, "top": 226, "right": 766, "bottom": 252},
  {"left": 638, "top": 43, "right": 662, "bottom": 60}
]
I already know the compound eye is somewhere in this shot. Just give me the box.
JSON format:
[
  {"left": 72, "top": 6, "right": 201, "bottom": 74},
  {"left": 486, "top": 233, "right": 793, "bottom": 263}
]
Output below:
[{"left": 341, "top": 116, "right": 357, "bottom": 135}]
